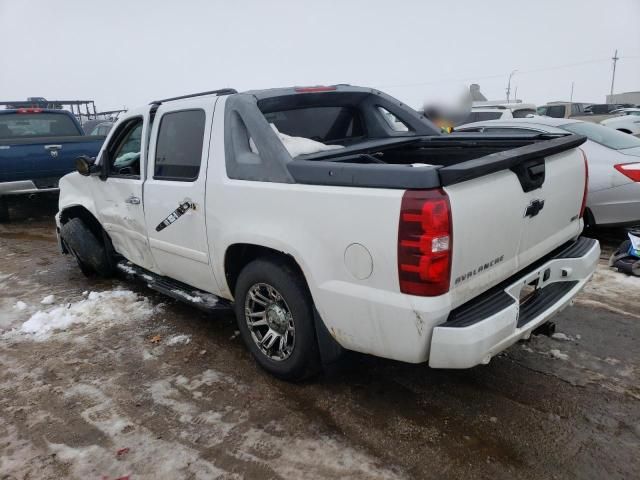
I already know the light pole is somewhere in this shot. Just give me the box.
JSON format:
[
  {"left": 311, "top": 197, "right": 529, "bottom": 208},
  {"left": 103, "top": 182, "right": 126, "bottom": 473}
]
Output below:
[
  {"left": 610, "top": 49, "right": 619, "bottom": 97},
  {"left": 506, "top": 69, "right": 518, "bottom": 102}
]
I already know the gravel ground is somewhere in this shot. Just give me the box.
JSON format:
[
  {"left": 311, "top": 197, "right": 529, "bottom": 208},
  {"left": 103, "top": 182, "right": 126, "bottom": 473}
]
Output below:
[{"left": 0, "top": 197, "right": 639, "bottom": 480}]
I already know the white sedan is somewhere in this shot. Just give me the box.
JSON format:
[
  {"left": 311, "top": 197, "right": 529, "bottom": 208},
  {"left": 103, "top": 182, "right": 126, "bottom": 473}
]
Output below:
[
  {"left": 455, "top": 117, "right": 640, "bottom": 227},
  {"left": 600, "top": 108, "right": 640, "bottom": 136}
]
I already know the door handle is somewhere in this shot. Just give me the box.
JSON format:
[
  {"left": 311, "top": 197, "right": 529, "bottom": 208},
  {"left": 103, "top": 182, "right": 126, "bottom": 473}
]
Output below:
[
  {"left": 44, "top": 144, "right": 62, "bottom": 150},
  {"left": 125, "top": 195, "right": 141, "bottom": 205}
]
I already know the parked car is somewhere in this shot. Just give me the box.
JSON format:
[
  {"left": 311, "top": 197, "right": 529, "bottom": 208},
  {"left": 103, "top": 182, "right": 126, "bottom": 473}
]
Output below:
[
  {"left": 537, "top": 102, "right": 590, "bottom": 118},
  {"left": 600, "top": 108, "right": 640, "bottom": 136},
  {"left": 56, "top": 85, "right": 597, "bottom": 381},
  {"left": 0, "top": 108, "right": 105, "bottom": 221},
  {"left": 460, "top": 103, "right": 536, "bottom": 124},
  {"left": 456, "top": 117, "right": 640, "bottom": 227},
  {"left": 584, "top": 104, "right": 622, "bottom": 115}
]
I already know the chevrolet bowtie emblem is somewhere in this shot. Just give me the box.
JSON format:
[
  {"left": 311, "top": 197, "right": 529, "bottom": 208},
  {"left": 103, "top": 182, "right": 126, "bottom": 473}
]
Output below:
[{"left": 524, "top": 199, "right": 545, "bottom": 218}]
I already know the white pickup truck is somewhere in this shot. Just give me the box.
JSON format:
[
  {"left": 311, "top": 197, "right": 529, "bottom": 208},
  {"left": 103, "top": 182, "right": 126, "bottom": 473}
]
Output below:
[{"left": 56, "top": 85, "right": 599, "bottom": 381}]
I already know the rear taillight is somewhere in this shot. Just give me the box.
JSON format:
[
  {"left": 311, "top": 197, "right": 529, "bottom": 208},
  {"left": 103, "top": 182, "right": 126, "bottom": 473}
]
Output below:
[
  {"left": 17, "top": 108, "right": 43, "bottom": 113},
  {"left": 614, "top": 162, "right": 640, "bottom": 182},
  {"left": 579, "top": 149, "right": 589, "bottom": 219},
  {"left": 398, "top": 189, "right": 452, "bottom": 296}
]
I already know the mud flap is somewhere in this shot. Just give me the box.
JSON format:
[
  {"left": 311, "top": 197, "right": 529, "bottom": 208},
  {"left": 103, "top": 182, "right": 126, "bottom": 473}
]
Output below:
[
  {"left": 0, "top": 197, "right": 9, "bottom": 222},
  {"left": 313, "top": 307, "right": 345, "bottom": 369}
]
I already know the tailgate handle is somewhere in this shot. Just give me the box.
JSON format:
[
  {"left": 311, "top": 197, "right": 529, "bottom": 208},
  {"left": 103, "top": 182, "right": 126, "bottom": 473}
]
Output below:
[
  {"left": 44, "top": 144, "right": 62, "bottom": 150},
  {"left": 528, "top": 164, "right": 545, "bottom": 176},
  {"left": 511, "top": 158, "right": 546, "bottom": 193}
]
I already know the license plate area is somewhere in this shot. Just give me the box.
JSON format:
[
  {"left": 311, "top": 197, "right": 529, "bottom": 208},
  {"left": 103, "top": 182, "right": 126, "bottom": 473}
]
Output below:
[
  {"left": 519, "top": 278, "right": 540, "bottom": 305},
  {"left": 518, "top": 267, "right": 552, "bottom": 306}
]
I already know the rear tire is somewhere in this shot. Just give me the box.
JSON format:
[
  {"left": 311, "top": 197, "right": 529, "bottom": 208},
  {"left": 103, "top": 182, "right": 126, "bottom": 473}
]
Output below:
[
  {"left": 234, "top": 257, "right": 320, "bottom": 381},
  {"left": 60, "top": 218, "right": 114, "bottom": 277}
]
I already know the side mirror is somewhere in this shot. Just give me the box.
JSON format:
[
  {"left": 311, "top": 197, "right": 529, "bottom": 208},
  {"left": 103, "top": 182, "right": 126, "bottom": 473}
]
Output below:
[{"left": 75, "top": 155, "right": 96, "bottom": 176}]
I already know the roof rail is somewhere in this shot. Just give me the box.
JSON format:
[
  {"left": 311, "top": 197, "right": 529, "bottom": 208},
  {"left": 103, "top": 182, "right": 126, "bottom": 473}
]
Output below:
[{"left": 150, "top": 88, "right": 237, "bottom": 105}]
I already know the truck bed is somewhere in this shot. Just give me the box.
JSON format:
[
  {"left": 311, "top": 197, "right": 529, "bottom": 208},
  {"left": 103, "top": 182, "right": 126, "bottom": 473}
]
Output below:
[{"left": 286, "top": 133, "right": 586, "bottom": 189}]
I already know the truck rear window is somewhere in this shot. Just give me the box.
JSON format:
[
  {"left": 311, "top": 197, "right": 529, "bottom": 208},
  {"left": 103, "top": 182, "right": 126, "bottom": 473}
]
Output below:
[
  {"left": 263, "top": 106, "right": 364, "bottom": 142},
  {"left": 0, "top": 113, "right": 80, "bottom": 139}
]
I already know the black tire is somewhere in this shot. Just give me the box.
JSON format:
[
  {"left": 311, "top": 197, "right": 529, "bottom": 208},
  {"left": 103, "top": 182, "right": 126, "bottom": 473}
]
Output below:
[
  {"left": 60, "top": 218, "right": 114, "bottom": 277},
  {"left": 234, "top": 257, "right": 320, "bottom": 381},
  {"left": 0, "top": 197, "right": 9, "bottom": 223}
]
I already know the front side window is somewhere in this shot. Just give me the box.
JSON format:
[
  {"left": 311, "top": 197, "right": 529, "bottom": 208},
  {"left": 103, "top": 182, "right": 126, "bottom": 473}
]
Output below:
[
  {"left": 154, "top": 110, "right": 206, "bottom": 181},
  {"left": 107, "top": 117, "right": 143, "bottom": 177}
]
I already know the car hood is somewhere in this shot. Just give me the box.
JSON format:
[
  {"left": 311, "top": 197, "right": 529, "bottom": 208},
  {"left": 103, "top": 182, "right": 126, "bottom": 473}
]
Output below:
[{"left": 620, "top": 146, "right": 640, "bottom": 158}]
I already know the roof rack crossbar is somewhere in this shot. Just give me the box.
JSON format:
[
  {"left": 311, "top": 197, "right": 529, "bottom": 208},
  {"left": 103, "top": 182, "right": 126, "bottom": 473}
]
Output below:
[{"left": 150, "top": 88, "right": 237, "bottom": 105}]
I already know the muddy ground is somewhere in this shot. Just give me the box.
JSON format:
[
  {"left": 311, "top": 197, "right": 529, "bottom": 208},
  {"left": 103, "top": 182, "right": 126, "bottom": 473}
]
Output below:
[{"left": 1, "top": 197, "right": 639, "bottom": 480}]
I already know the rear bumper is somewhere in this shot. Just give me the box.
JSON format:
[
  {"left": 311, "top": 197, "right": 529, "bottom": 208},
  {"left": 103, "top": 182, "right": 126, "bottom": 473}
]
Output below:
[
  {"left": 429, "top": 236, "right": 600, "bottom": 368},
  {"left": 0, "top": 180, "right": 59, "bottom": 196}
]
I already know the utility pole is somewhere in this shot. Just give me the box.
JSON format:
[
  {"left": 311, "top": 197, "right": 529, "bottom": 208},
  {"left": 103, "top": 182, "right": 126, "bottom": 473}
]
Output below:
[
  {"left": 506, "top": 69, "right": 517, "bottom": 102},
  {"left": 570, "top": 81, "right": 574, "bottom": 103},
  {"left": 610, "top": 49, "right": 619, "bottom": 97}
]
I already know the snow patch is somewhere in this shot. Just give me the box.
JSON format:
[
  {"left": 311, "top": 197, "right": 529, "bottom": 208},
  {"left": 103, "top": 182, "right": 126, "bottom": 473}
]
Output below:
[
  {"left": 40, "top": 295, "right": 55, "bottom": 305},
  {"left": 117, "top": 263, "right": 137, "bottom": 275},
  {"left": 250, "top": 123, "right": 344, "bottom": 158},
  {"left": 166, "top": 334, "right": 191, "bottom": 346},
  {"left": 16, "top": 289, "right": 156, "bottom": 340},
  {"left": 549, "top": 349, "right": 569, "bottom": 361},
  {"left": 14, "top": 301, "right": 28, "bottom": 311},
  {"left": 582, "top": 266, "right": 640, "bottom": 299},
  {"left": 171, "top": 290, "right": 203, "bottom": 303},
  {"left": 551, "top": 332, "right": 572, "bottom": 341}
]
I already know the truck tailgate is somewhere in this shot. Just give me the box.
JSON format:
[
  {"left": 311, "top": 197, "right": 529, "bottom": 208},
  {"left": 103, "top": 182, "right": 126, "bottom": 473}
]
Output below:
[{"left": 443, "top": 143, "right": 586, "bottom": 309}]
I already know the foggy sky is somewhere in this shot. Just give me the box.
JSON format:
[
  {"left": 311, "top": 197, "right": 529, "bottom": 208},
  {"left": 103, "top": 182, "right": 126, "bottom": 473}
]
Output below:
[{"left": 1, "top": 0, "right": 639, "bottom": 111}]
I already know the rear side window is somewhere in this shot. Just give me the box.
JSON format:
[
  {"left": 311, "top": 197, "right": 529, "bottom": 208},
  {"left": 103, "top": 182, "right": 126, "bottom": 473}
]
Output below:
[
  {"left": 263, "top": 106, "right": 364, "bottom": 142},
  {"left": 0, "top": 112, "right": 79, "bottom": 139},
  {"left": 545, "top": 105, "right": 566, "bottom": 118},
  {"left": 154, "top": 110, "right": 206, "bottom": 181},
  {"left": 570, "top": 104, "right": 584, "bottom": 115}
]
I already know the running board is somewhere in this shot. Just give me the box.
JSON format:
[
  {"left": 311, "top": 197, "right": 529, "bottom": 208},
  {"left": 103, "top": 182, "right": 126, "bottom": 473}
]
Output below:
[{"left": 116, "top": 261, "right": 232, "bottom": 312}]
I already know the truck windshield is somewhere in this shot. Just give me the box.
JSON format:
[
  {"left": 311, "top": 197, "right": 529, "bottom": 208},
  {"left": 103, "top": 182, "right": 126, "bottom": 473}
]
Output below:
[
  {"left": 0, "top": 112, "right": 80, "bottom": 139},
  {"left": 562, "top": 122, "right": 640, "bottom": 150}
]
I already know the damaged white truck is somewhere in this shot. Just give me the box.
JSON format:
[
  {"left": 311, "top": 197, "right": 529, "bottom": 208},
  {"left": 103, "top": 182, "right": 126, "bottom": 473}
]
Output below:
[{"left": 56, "top": 85, "right": 599, "bottom": 380}]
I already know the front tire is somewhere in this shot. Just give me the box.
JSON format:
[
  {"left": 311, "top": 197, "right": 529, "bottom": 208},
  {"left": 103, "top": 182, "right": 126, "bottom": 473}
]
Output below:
[
  {"left": 234, "top": 258, "right": 320, "bottom": 381},
  {"left": 60, "top": 218, "right": 114, "bottom": 277}
]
